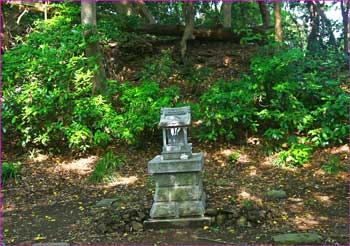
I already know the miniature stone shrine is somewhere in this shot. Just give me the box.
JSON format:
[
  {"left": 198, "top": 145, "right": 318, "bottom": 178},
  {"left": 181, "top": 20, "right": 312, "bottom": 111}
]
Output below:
[{"left": 144, "top": 106, "right": 211, "bottom": 228}]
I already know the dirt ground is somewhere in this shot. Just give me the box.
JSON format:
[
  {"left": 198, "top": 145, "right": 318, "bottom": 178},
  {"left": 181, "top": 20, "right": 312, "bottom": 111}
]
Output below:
[{"left": 3, "top": 142, "right": 349, "bottom": 244}]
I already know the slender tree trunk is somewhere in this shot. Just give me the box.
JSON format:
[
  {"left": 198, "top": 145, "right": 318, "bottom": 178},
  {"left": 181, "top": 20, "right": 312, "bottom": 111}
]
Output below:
[
  {"left": 314, "top": 1, "right": 336, "bottom": 47},
  {"left": 288, "top": 11, "right": 303, "bottom": 49},
  {"left": 180, "top": 2, "right": 195, "bottom": 61},
  {"left": 307, "top": 2, "right": 320, "bottom": 52},
  {"left": 81, "top": 2, "right": 106, "bottom": 95},
  {"left": 1, "top": 5, "right": 9, "bottom": 52},
  {"left": 222, "top": 2, "right": 232, "bottom": 28},
  {"left": 258, "top": 2, "right": 270, "bottom": 28},
  {"left": 341, "top": 0, "right": 350, "bottom": 55},
  {"left": 44, "top": 0, "right": 48, "bottom": 20},
  {"left": 274, "top": 2, "right": 283, "bottom": 42}
]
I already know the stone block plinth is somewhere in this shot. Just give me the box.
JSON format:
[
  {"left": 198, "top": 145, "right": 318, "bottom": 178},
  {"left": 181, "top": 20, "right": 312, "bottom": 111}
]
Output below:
[
  {"left": 145, "top": 106, "right": 208, "bottom": 229},
  {"left": 148, "top": 153, "right": 206, "bottom": 219}
]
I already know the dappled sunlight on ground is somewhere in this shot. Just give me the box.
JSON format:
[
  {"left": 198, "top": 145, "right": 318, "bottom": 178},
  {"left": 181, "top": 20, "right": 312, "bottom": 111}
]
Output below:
[
  {"left": 237, "top": 189, "right": 263, "bottom": 205},
  {"left": 101, "top": 176, "right": 138, "bottom": 188},
  {"left": 56, "top": 156, "right": 98, "bottom": 175},
  {"left": 3, "top": 142, "right": 348, "bottom": 244},
  {"left": 328, "top": 144, "right": 349, "bottom": 155},
  {"left": 313, "top": 194, "right": 333, "bottom": 207},
  {"left": 30, "top": 154, "right": 49, "bottom": 162},
  {"left": 292, "top": 213, "right": 320, "bottom": 230},
  {"left": 216, "top": 148, "right": 252, "bottom": 164}
]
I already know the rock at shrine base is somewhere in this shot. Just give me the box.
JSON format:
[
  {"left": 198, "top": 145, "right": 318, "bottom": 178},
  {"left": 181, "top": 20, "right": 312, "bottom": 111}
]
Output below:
[{"left": 143, "top": 217, "right": 212, "bottom": 230}]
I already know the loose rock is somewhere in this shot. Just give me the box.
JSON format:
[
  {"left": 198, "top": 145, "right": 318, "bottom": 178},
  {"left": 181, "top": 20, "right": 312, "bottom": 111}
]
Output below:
[
  {"left": 273, "top": 233, "right": 322, "bottom": 244},
  {"left": 237, "top": 216, "right": 247, "bottom": 227},
  {"left": 205, "top": 208, "right": 218, "bottom": 217},
  {"left": 216, "top": 214, "right": 226, "bottom": 225},
  {"left": 266, "top": 190, "right": 287, "bottom": 200},
  {"left": 96, "top": 198, "right": 118, "bottom": 208},
  {"left": 131, "top": 221, "right": 143, "bottom": 231}
]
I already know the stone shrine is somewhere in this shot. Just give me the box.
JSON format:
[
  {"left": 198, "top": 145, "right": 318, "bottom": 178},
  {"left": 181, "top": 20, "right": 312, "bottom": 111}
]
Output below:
[{"left": 144, "top": 106, "right": 210, "bottom": 228}]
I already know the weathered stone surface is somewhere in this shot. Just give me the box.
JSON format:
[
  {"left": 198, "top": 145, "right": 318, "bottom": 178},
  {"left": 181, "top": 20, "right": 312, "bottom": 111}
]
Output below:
[
  {"left": 222, "top": 206, "right": 240, "bottom": 218},
  {"left": 177, "top": 196, "right": 205, "bottom": 217},
  {"left": 148, "top": 153, "right": 204, "bottom": 174},
  {"left": 247, "top": 209, "right": 261, "bottom": 223},
  {"left": 237, "top": 216, "right": 247, "bottom": 227},
  {"left": 150, "top": 193, "right": 206, "bottom": 218},
  {"left": 96, "top": 198, "right": 118, "bottom": 207},
  {"left": 273, "top": 233, "right": 322, "bottom": 244},
  {"left": 162, "top": 143, "right": 192, "bottom": 160},
  {"left": 205, "top": 208, "right": 218, "bottom": 216},
  {"left": 266, "top": 190, "right": 287, "bottom": 200},
  {"left": 155, "top": 172, "right": 201, "bottom": 187},
  {"left": 216, "top": 214, "right": 226, "bottom": 225},
  {"left": 150, "top": 202, "right": 177, "bottom": 218},
  {"left": 154, "top": 184, "right": 203, "bottom": 202},
  {"left": 131, "top": 221, "right": 143, "bottom": 231},
  {"left": 33, "top": 243, "right": 69, "bottom": 246},
  {"left": 144, "top": 217, "right": 211, "bottom": 230},
  {"left": 159, "top": 106, "right": 191, "bottom": 127},
  {"left": 147, "top": 106, "right": 207, "bottom": 222}
]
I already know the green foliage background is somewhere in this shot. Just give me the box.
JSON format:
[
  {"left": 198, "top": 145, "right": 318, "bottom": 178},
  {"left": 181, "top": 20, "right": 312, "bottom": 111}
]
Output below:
[{"left": 2, "top": 3, "right": 348, "bottom": 167}]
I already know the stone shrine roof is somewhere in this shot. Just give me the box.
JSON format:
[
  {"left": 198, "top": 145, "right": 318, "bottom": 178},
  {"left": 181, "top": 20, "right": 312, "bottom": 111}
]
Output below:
[{"left": 159, "top": 106, "right": 191, "bottom": 127}]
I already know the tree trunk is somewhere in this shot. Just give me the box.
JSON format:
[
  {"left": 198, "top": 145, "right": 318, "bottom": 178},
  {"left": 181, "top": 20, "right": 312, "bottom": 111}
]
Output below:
[
  {"left": 341, "top": 0, "right": 350, "bottom": 55},
  {"left": 287, "top": 11, "right": 303, "bottom": 49},
  {"left": 7, "top": 1, "right": 52, "bottom": 13},
  {"left": 274, "top": 2, "right": 283, "bottom": 42},
  {"left": 1, "top": 5, "right": 9, "bottom": 52},
  {"left": 133, "top": 24, "right": 270, "bottom": 42},
  {"left": 134, "top": 0, "right": 155, "bottom": 24},
  {"left": 81, "top": 2, "right": 106, "bottom": 95},
  {"left": 306, "top": 2, "right": 320, "bottom": 52},
  {"left": 314, "top": 1, "right": 336, "bottom": 47},
  {"left": 222, "top": 2, "right": 232, "bottom": 28},
  {"left": 180, "top": 2, "right": 195, "bottom": 61},
  {"left": 258, "top": 2, "right": 270, "bottom": 28}
]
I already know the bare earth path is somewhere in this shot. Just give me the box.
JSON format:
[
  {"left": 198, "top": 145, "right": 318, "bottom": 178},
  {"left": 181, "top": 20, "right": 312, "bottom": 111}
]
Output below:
[{"left": 3, "top": 143, "right": 348, "bottom": 244}]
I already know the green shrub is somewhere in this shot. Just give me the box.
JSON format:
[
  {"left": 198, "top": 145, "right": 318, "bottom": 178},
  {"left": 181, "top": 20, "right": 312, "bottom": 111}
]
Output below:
[
  {"left": 2, "top": 3, "right": 180, "bottom": 152},
  {"left": 140, "top": 49, "right": 175, "bottom": 83},
  {"left": 2, "top": 6, "right": 93, "bottom": 150},
  {"left": 229, "top": 152, "right": 240, "bottom": 162},
  {"left": 2, "top": 162, "right": 21, "bottom": 185},
  {"left": 116, "top": 81, "right": 180, "bottom": 142},
  {"left": 89, "top": 151, "right": 125, "bottom": 183},
  {"left": 199, "top": 79, "right": 259, "bottom": 141},
  {"left": 274, "top": 143, "right": 313, "bottom": 167},
  {"left": 196, "top": 46, "right": 347, "bottom": 166}
]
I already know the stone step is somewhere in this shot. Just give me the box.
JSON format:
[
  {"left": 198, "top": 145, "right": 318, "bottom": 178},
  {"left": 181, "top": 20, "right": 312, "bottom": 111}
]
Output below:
[
  {"left": 150, "top": 192, "right": 206, "bottom": 218},
  {"left": 144, "top": 217, "right": 212, "bottom": 230},
  {"left": 273, "top": 233, "right": 322, "bottom": 244}
]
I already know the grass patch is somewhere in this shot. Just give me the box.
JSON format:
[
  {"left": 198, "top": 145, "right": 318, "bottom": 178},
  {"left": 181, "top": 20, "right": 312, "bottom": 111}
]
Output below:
[
  {"left": 89, "top": 151, "right": 125, "bottom": 183},
  {"left": 2, "top": 161, "right": 21, "bottom": 185}
]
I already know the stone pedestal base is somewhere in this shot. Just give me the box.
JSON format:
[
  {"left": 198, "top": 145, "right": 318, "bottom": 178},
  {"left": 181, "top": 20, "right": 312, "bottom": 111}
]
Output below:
[
  {"left": 143, "top": 217, "right": 212, "bottom": 230},
  {"left": 150, "top": 192, "right": 206, "bottom": 218},
  {"left": 148, "top": 153, "right": 206, "bottom": 220}
]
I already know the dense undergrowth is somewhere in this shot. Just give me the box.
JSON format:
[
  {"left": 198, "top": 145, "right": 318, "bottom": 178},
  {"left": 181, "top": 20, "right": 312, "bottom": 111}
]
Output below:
[{"left": 2, "top": 4, "right": 348, "bottom": 167}]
